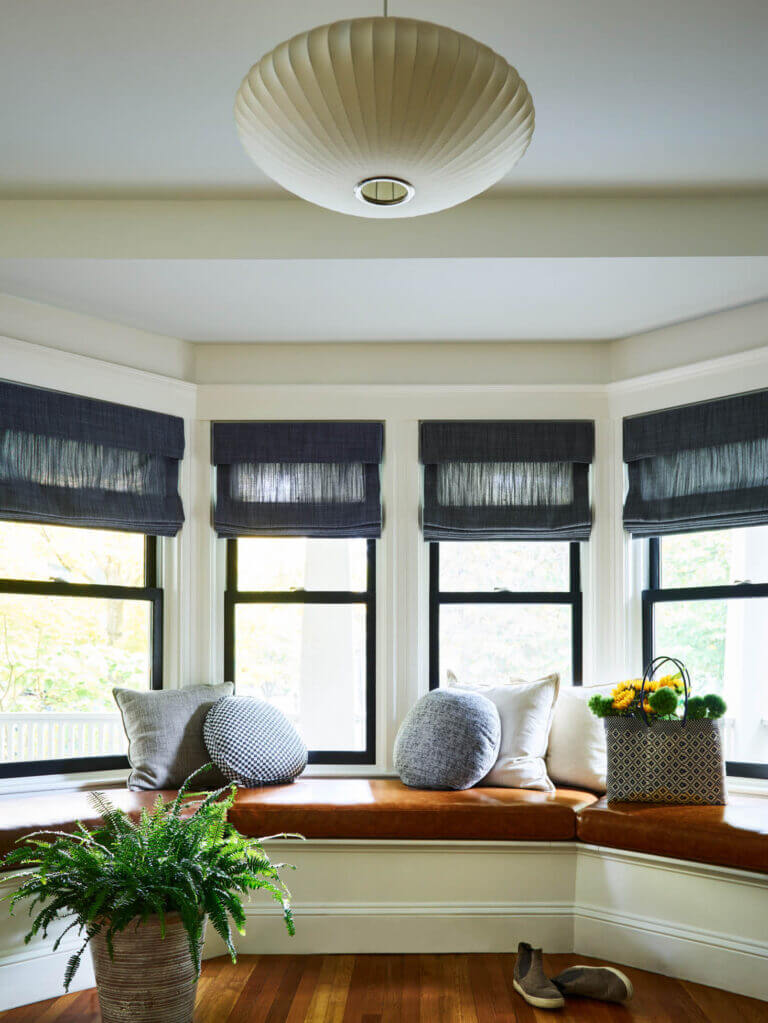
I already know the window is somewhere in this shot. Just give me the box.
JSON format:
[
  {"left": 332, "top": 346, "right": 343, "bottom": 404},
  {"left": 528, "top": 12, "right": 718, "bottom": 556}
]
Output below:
[
  {"left": 429, "top": 541, "right": 582, "bottom": 689},
  {"left": 643, "top": 527, "right": 768, "bottom": 778},
  {"left": 225, "top": 537, "right": 375, "bottom": 763},
  {"left": 0, "top": 523, "right": 161, "bottom": 778}
]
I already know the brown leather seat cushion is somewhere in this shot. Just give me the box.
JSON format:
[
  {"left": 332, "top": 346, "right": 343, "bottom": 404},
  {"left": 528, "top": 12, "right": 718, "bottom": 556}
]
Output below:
[
  {"left": 227, "top": 779, "right": 597, "bottom": 841},
  {"left": 5, "top": 782, "right": 767, "bottom": 874},
  {"left": 0, "top": 780, "right": 596, "bottom": 867},
  {"left": 577, "top": 795, "right": 768, "bottom": 875},
  {"left": 0, "top": 788, "right": 173, "bottom": 867}
]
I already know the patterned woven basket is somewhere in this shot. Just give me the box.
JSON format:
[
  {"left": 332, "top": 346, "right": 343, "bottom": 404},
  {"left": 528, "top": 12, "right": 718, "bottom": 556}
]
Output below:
[{"left": 604, "top": 655, "right": 726, "bottom": 805}]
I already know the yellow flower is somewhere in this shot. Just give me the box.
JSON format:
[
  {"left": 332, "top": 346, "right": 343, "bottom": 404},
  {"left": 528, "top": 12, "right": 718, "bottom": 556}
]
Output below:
[
  {"left": 612, "top": 690, "right": 635, "bottom": 711},
  {"left": 612, "top": 680, "right": 636, "bottom": 698}
]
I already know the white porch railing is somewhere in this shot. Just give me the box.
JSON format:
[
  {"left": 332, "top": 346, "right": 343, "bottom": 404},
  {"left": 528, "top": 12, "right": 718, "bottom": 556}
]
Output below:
[{"left": 0, "top": 712, "right": 125, "bottom": 762}]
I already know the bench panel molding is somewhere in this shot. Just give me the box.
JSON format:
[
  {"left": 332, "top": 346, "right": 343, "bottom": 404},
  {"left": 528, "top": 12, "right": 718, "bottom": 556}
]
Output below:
[{"left": 3, "top": 839, "right": 766, "bottom": 1012}]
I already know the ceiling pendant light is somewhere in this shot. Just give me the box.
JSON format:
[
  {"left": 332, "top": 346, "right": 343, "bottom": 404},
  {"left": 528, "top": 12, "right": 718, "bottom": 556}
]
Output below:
[{"left": 234, "top": 6, "right": 534, "bottom": 218}]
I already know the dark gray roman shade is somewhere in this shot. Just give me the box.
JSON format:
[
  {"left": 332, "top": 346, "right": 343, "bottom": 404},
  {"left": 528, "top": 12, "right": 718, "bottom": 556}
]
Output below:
[
  {"left": 420, "top": 420, "right": 594, "bottom": 541},
  {"left": 623, "top": 390, "right": 768, "bottom": 537},
  {"left": 212, "top": 421, "right": 384, "bottom": 538},
  {"left": 0, "top": 380, "right": 185, "bottom": 536}
]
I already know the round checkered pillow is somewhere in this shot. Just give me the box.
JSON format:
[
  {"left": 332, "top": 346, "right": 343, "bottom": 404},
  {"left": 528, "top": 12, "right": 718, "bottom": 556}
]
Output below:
[{"left": 203, "top": 696, "right": 307, "bottom": 787}]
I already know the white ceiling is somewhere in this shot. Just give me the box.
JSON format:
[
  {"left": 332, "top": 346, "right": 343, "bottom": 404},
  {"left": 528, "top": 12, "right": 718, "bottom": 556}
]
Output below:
[
  {"left": 1, "top": 0, "right": 767, "bottom": 197},
  {"left": 2, "top": 258, "right": 767, "bottom": 342}
]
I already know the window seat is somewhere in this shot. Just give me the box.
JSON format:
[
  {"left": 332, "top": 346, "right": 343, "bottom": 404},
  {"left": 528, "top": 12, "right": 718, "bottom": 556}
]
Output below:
[
  {"left": 226, "top": 778, "right": 597, "bottom": 841},
  {"left": 577, "top": 795, "right": 768, "bottom": 875},
  {"left": 0, "top": 779, "right": 596, "bottom": 865},
  {"left": 2, "top": 780, "right": 767, "bottom": 875}
]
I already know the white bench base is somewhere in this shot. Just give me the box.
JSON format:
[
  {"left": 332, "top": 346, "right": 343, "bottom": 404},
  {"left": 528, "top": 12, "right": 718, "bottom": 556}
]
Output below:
[{"left": 2, "top": 839, "right": 766, "bottom": 1011}]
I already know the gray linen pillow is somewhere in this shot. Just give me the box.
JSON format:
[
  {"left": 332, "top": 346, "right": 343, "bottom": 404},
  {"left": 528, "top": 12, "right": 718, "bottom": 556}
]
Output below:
[
  {"left": 393, "top": 689, "right": 501, "bottom": 790},
  {"left": 113, "top": 683, "right": 234, "bottom": 790}
]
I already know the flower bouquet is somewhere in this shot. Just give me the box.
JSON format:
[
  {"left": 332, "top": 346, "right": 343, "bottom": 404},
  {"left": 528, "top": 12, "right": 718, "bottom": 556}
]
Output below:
[{"left": 588, "top": 656, "right": 727, "bottom": 805}]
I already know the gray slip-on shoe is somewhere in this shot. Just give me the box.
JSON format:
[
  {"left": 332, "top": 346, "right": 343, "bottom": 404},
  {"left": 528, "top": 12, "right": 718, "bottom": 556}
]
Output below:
[
  {"left": 552, "top": 965, "right": 634, "bottom": 1003},
  {"left": 513, "top": 943, "right": 565, "bottom": 1010}
]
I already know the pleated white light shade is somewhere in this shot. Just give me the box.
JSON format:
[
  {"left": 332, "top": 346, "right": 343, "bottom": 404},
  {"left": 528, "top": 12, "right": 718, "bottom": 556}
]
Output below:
[{"left": 234, "top": 17, "right": 535, "bottom": 218}]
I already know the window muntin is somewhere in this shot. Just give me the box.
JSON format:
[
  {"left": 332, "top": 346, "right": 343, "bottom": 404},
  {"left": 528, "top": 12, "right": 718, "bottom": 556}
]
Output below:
[
  {"left": 644, "top": 532, "right": 768, "bottom": 779},
  {"left": 225, "top": 537, "right": 376, "bottom": 764},
  {"left": 429, "top": 542, "right": 581, "bottom": 690},
  {"left": 0, "top": 526, "right": 161, "bottom": 778}
]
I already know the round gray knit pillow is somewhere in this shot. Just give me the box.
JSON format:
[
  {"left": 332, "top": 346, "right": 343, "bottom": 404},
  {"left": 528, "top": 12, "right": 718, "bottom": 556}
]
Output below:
[
  {"left": 393, "top": 689, "right": 501, "bottom": 790},
  {"left": 203, "top": 696, "right": 307, "bottom": 787}
]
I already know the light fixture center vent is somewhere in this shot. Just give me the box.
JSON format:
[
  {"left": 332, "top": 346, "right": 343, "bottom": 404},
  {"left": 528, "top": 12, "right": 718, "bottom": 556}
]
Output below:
[{"left": 354, "top": 177, "right": 415, "bottom": 207}]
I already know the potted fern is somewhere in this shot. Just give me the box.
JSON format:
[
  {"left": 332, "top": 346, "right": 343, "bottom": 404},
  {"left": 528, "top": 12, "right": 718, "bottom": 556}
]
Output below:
[{"left": 3, "top": 767, "right": 297, "bottom": 1023}]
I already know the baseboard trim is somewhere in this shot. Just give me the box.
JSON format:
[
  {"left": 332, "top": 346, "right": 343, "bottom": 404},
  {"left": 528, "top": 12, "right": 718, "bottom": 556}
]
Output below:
[
  {"left": 575, "top": 901, "right": 768, "bottom": 961},
  {"left": 575, "top": 906, "right": 768, "bottom": 1002}
]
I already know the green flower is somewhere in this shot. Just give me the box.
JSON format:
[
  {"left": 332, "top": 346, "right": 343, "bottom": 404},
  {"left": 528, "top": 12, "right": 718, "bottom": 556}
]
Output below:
[
  {"left": 587, "top": 694, "right": 615, "bottom": 718},
  {"left": 703, "top": 693, "right": 727, "bottom": 719},
  {"left": 686, "top": 696, "right": 707, "bottom": 720},
  {"left": 648, "top": 686, "right": 678, "bottom": 718}
]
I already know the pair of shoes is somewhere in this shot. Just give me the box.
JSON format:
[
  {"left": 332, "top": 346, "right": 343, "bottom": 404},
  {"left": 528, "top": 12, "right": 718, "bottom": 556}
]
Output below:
[{"left": 513, "top": 943, "right": 634, "bottom": 1011}]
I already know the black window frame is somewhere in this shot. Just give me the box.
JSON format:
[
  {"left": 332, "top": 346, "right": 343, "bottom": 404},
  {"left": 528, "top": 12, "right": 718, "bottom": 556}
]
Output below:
[
  {"left": 224, "top": 537, "right": 377, "bottom": 765},
  {"left": 643, "top": 535, "right": 768, "bottom": 780},
  {"left": 0, "top": 535, "right": 162, "bottom": 779},
  {"left": 429, "top": 541, "right": 583, "bottom": 690}
]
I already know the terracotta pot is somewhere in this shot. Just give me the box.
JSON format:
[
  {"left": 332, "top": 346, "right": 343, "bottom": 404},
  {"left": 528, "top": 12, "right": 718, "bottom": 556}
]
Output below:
[{"left": 90, "top": 913, "right": 206, "bottom": 1023}]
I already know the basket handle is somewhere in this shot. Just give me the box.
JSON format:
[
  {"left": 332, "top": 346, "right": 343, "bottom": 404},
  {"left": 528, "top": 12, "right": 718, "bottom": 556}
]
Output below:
[{"left": 640, "top": 655, "right": 690, "bottom": 726}]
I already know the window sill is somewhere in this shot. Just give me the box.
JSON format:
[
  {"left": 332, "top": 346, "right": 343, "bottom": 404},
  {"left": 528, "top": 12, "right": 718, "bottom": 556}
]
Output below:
[
  {"left": 4, "top": 766, "right": 763, "bottom": 800},
  {"left": 0, "top": 764, "right": 395, "bottom": 797},
  {"left": 727, "top": 777, "right": 768, "bottom": 798},
  {"left": 0, "top": 768, "right": 129, "bottom": 797}
]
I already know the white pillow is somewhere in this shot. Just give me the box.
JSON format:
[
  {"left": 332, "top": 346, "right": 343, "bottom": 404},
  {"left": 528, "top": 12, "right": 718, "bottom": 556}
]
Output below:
[
  {"left": 546, "top": 683, "right": 613, "bottom": 793},
  {"left": 459, "top": 674, "right": 560, "bottom": 792}
]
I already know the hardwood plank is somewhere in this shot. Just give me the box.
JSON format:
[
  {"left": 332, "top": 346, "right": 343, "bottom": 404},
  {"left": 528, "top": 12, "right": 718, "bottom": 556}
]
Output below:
[
  {"left": 397, "top": 951, "right": 422, "bottom": 1023},
  {"left": 343, "top": 953, "right": 402, "bottom": 1023},
  {"left": 467, "top": 952, "right": 519, "bottom": 1022},
  {"left": 683, "top": 980, "right": 768, "bottom": 1023},
  {"left": 443, "top": 954, "right": 479, "bottom": 1023},
  {"left": 2, "top": 954, "right": 768, "bottom": 1022},
  {"left": 227, "top": 953, "right": 292, "bottom": 1023},
  {"left": 284, "top": 955, "right": 325, "bottom": 1023},
  {"left": 303, "top": 954, "right": 355, "bottom": 1023},
  {"left": 194, "top": 954, "right": 258, "bottom": 1023}
]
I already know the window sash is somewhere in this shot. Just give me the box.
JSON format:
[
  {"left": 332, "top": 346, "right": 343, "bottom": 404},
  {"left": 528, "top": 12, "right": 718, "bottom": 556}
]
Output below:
[
  {"left": 224, "top": 538, "right": 377, "bottom": 764},
  {"left": 0, "top": 536, "right": 162, "bottom": 779},
  {"left": 428, "top": 541, "right": 583, "bottom": 690},
  {"left": 642, "top": 536, "right": 768, "bottom": 780}
]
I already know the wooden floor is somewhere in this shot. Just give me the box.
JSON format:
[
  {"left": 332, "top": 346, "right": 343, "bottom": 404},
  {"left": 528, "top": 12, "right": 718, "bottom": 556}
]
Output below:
[{"left": 2, "top": 953, "right": 766, "bottom": 1022}]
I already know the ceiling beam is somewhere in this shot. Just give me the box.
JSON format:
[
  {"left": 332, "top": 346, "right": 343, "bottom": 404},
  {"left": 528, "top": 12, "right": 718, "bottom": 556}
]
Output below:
[{"left": 1, "top": 196, "right": 766, "bottom": 258}]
